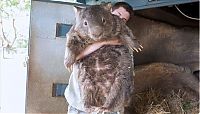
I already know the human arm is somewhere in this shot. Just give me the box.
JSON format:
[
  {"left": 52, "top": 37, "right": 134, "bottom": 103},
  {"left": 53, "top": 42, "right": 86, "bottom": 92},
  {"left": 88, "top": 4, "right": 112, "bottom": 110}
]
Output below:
[{"left": 76, "top": 38, "right": 122, "bottom": 60}]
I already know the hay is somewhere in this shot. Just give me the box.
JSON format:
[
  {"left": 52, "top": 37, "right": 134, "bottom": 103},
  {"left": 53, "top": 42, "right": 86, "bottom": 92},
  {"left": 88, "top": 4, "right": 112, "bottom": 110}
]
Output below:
[{"left": 130, "top": 88, "right": 199, "bottom": 114}]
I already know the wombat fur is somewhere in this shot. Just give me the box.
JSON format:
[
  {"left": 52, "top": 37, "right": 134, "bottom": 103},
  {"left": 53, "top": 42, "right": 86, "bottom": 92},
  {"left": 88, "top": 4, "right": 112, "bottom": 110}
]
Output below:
[
  {"left": 125, "top": 63, "right": 199, "bottom": 114},
  {"left": 65, "top": 3, "right": 142, "bottom": 67},
  {"left": 78, "top": 45, "right": 134, "bottom": 112},
  {"left": 64, "top": 3, "right": 141, "bottom": 113}
]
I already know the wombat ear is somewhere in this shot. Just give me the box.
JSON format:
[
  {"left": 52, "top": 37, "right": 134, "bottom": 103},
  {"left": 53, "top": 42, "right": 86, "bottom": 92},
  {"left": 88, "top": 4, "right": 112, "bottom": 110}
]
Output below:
[
  {"left": 73, "top": 6, "right": 85, "bottom": 14},
  {"left": 100, "top": 2, "right": 112, "bottom": 11}
]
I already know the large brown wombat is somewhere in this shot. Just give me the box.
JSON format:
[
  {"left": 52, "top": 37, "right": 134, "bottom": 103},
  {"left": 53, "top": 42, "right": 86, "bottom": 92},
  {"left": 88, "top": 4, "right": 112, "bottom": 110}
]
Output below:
[
  {"left": 65, "top": 3, "right": 142, "bottom": 67},
  {"left": 125, "top": 63, "right": 199, "bottom": 114},
  {"left": 64, "top": 3, "right": 142, "bottom": 113},
  {"left": 130, "top": 15, "right": 199, "bottom": 75}
]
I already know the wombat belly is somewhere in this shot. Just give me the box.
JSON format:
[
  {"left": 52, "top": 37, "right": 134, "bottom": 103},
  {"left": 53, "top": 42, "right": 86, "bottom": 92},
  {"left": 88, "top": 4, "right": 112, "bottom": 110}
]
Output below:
[
  {"left": 77, "top": 45, "right": 133, "bottom": 107},
  {"left": 79, "top": 45, "right": 130, "bottom": 82}
]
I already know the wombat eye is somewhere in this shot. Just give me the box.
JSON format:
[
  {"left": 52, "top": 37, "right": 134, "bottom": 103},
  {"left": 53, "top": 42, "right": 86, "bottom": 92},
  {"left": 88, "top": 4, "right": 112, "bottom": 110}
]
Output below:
[
  {"left": 84, "top": 21, "right": 87, "bottom": 26},
  {"left": 102, "top": 18, "right": 106, "bottom": 24}
]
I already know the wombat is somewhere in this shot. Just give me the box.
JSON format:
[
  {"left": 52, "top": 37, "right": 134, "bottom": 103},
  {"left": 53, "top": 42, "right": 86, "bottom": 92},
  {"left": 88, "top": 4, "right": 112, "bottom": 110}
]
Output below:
[
  {"left": 65, "top": 3, "right": 142, "bottom": 67},
  {"left": 125, "top": 63, "right": 199, "bottom": 114},
  {"left": 64, "top": 3, "right": 141, "bottom": 113},
  {"left": 130, "top": 16, "right": 199, "bottom": 77}
]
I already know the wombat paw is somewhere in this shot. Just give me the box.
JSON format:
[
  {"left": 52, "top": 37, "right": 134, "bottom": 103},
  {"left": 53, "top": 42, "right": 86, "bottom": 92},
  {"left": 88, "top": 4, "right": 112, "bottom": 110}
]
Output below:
[
  {"left": 129, "top": 43, "right": 143, "bottom": 53},
  {"left": 65, "top": 58, "right": 75, "bottom": 68}
]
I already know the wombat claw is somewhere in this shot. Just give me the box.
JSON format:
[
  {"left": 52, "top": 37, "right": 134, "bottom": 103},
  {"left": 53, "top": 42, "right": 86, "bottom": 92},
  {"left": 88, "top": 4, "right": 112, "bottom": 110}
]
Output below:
[
  {"left": 140, "top": 45, "right": 143, "bottom": 49},
  {"left": 133, "top": 47, "right": 139, "bottom": 52},
  {"left": 133, "top": 44, "right": 143, "bottom": 52},
  {"left": 67, "top": 66, "right": 73, "bottom": 72}
]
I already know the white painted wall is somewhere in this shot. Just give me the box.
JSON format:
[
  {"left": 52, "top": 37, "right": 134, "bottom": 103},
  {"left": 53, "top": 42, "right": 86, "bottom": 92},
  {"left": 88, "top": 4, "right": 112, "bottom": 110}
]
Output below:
[
  {"left": 0, "top": 2, "right": 30, "bottom": 113},
  {"left": 0, "top": 55, "right": 27, "bottom": 113},
  {"left": 0, "top": 48, "right": 2, "bottom": 111}
]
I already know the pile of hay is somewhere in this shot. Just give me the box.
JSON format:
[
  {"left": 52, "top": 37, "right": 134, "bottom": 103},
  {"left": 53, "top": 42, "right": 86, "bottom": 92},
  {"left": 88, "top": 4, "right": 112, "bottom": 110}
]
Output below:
[
  {"left": 124, "top": 63, "right": 199, "bottom": 114},
  {"left": 126, "top": 88, "right": 199, "bottom": 114}
]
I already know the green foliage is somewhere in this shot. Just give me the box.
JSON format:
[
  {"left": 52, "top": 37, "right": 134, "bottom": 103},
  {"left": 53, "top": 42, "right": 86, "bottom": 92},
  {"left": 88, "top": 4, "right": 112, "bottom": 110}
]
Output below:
[
  {"left": 24, "top": 0, "right": 31, "bottom": 10},
  {"left": 7, "top": 0, "right": 20, "bottom": 6},
  {"left": 16, "top": 39, "right": 28, "bottom": 48},
  {"left": 0, "top": 0, "right": 30, "bottom": 15},
  {"left": 0, "top": 0, "right": 30, "bottom": 55}
]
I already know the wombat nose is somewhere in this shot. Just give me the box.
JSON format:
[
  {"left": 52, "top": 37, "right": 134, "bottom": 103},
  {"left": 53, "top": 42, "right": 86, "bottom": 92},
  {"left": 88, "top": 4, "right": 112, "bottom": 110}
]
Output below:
[
  {"left": 92, "top": 32, "right": 102, "bottom": 37},
  {"left": 90, "top": 27, "right": 103, "bottom": 38}
]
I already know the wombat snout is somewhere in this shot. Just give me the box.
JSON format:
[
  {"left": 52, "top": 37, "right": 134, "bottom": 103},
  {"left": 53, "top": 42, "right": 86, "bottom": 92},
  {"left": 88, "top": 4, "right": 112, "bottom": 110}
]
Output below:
[
  {"left": 89, "top": 26, "right": 103, "bottom": 39},
  {"left": 91, "top": 32, "right": 102, "bottom": 38}
]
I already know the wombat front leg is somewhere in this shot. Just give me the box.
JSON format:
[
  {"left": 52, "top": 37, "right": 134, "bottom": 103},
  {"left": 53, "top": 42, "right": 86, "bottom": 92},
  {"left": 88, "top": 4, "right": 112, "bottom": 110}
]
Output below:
[
  {"left": 65, "top": 32, "right": 83, "bottom": 67},
  {"left": 120, "top": 27, "right": 143, "bottom": 52},
  {"left": 122, "top": 34, "right": 143, "bottom": 52},
  {"left": 64, "top": 40, "right": 76, "bottom": 68},
  {"left": 64, "top": 48, "right": 76, "bottom": 68},
  {"left": 64, "top": 25, "right": 77, "bottom": 68}
]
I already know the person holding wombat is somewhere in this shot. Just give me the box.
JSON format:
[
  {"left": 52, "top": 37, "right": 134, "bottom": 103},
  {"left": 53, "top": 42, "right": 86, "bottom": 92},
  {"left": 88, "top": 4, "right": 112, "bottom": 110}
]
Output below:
[{"left": 64, "top": 2, "right": 141, "bottom": 114}]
